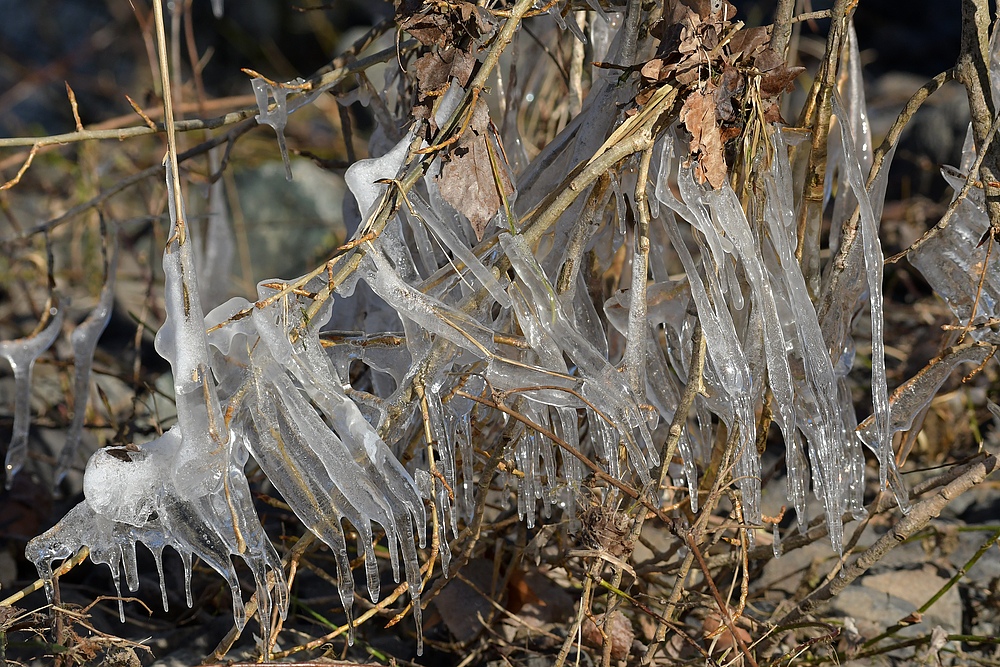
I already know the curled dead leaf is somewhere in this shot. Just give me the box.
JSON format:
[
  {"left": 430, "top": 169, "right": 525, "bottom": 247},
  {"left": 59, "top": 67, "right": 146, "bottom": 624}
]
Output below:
[
  {"left": 755, "top": 48, "right": 806, "bottom": 97},
  {"left": 680, "top": 85, "right": 728, "bottom": 189}
]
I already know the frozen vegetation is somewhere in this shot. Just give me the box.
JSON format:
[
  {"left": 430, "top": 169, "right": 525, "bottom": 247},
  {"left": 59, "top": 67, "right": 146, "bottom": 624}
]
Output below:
[{"left": 3, "top": 0, "right": 999, "bottom": 661}]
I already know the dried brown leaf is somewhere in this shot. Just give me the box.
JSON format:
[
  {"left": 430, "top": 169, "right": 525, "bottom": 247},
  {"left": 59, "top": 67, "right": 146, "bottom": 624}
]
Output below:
[
  {"left": 455, "top": 0, "right": 496, "bottom": 39},
  {"left": 437, "top": 99, "right": 513, "bottom": 240},
  {"left": 728, "top": 25, "right": 770, "bottom": 60},
  {"left": 400, "top": 12, "right": 451, "bottom": 48},
  {"left": 581, "top": 610, "right": 634, "bottom": 662},
  {"left": 680, "top": 85, "right": 728, "bottom": 189},
  {"left": 759, "top": 63, "right": 806, "bottom": 97},
  {"left": 412, "top": 48, "right": 478, "bottom": 122},
  {"left": 755, "top": 47, "right": 805, "bottom": 97},
  {"left": 413, "top": 51, "right": 453, "bottom": 89},
  {"left": 640, "top": 58, "right": 666, "bottom": 81}
]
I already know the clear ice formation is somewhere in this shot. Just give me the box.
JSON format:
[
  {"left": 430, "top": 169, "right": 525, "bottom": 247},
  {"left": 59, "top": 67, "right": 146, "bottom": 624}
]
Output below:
[
  {"left": 252, "top": 78, "right": 294, "bottom": 180},
  {"left": 1, "top": 296, "right": 64, "bottom": 488},
  {"left": 649, "top": 117, "right": 904, "bottom": 551},
  {"left": 56, "top": 235, "right": 120, "bottom": 486},
  {"left": 28, "top": 166, "right": 288, "bottom": 647},
  {"left": 28, "top": 164, "right": 426, "bottom": 653},
  {"left": 251, "top": 77, "right": 326, "bottom": 181},
  {"left": 29, "top": 8, "right": 1000, "bottom": 658},
  {"left": 194, "top": 148, "right": 235, "bottom": 310},
  {"left": 911, "top": 129, "right": 1000, "bottom": 342}
]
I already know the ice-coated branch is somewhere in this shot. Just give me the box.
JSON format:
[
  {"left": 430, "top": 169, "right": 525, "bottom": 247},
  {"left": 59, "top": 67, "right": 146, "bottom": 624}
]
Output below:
[
  {"left": 56, "top": 233, "right": 120, "bottom": 485},
  {"left": 1, "top": 296, "right": 64, "bottom": 488},
  {"left": 251, "top": 79, "right": 294, "bottom": 181},
  {"left": 767, "top": 452, "right": 1000, "bottom": 643}
]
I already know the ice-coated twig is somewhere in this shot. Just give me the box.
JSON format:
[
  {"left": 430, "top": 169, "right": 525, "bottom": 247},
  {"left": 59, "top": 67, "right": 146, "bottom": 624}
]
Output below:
[
  {"left": 831, "top": 93, "right": 902, "bottom": 505},
  {"left": 1, "top": 296, "right": 64, "bottom": 488},
  {"left": 622, "top": 147, "right": 652, "bottom": 399},
  {"left": 858, "top": 341, "right": 995, "bottom": 447},
  {"left": 56, "top": 233, "right": 119, "bottom": 486},
  {"left": 252, "top": 78, "right": 294, "bottom": 180}
]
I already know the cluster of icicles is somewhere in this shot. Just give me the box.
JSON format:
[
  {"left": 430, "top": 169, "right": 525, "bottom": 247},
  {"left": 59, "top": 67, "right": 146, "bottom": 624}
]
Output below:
[
  {"left": 14, "top": 12, "right": 1000, "bottom": 657},
  {"left": 25, "top": 159, "right": 427, "bottom": 650}
]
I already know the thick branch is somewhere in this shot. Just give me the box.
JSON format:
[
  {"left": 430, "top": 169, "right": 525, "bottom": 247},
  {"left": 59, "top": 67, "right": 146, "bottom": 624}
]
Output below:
[{"left": 794, "top": 0, "right": 854, "bottom": 293}]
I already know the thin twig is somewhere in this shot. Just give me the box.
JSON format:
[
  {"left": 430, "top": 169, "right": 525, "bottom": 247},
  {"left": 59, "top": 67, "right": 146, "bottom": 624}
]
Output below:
[
  {"left": 764, "top": 453, "right": 1000, "bottom": 649},
  {"left": 687, "top": 533, "right": 758, "bottom": 667},
  {"left": 885, "top": 106, "right": 1000, "bottom": 264},
  {"left": 0, "top": 547, "right": 90, "bottom": 607}
]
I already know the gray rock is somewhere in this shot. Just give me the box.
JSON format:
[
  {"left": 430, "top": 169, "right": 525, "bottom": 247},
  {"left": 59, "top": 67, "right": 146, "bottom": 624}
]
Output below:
[
  {"left": 863, "top": 566, "right": 962, "bottom": 632},
  {"left": 235, "top": 159, "right": 347, "bottom": 282}
]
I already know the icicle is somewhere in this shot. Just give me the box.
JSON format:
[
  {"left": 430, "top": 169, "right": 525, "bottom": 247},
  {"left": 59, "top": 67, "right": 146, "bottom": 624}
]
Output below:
[
  {"left": 407, "top": 191, "right": 511, "bottom": 308},
  {"left": 181, "top": 550, "right": 193, "bottom": 608},
  {"left": 152, "top": 544, "right": 169, "bottom": 612},
  {"left": 831, "top": 94, "right": 899, "bottom": 500},
  {"left": 1, "top": 296, "right": 64, "bottom": 487},
  {"left": 676, "top": 431, "right": 700, "bottom": 512},
  {"left": 501, "top": 231, "right": 656, "bottom": 476},
  {"left": 196, "top": 148, "right": 235, "bottom": 309},
  {"left": 827, "top": 20, "right": 872, "bottom": 254},
  {"left": 56, "top": 236, "right": 119, "bottom": 485},
  {"left": 659, "top": 211, "right": 750, "bottom": 416},
  {"left": 252, "top": 79, "right": 294, "bottom": 180}
]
